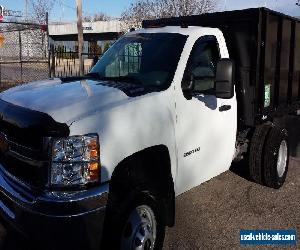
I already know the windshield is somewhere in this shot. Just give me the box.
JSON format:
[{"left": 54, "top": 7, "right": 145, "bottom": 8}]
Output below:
[{"left": 90, "top": 33, "right": 187, "bottom": 89}]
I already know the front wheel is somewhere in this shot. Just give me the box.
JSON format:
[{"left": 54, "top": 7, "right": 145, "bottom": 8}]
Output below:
[
  {"left": 103, "top": 193, "right": 166, "bottom": 250},
  {"left": 121, "top": 203, "right": 158, "bottom": 250}
]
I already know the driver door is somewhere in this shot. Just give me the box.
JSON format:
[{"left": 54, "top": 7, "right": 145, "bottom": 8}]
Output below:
[{"left": 175, "top": 35, "right": 237, "bottom": 194}]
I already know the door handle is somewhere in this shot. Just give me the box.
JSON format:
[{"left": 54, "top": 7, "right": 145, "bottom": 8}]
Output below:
[{"left": 219, "top": 105, "right": 231, "bottom": 112}]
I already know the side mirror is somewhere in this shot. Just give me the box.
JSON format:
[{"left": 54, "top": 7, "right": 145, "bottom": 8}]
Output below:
[
  {"left": 182, "top": 74, "right": 195, "bottom": 100},
  {"left": 215, "top": 59, "right": 234, "bottom": 99}
]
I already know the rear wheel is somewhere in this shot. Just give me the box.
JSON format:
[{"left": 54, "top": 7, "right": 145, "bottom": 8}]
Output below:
[
  {"left": 249, "top": 124, "right": 272, "bottom": 184},
  {"left": 263, "top": 126, "right": 289, "bottom": 189}
]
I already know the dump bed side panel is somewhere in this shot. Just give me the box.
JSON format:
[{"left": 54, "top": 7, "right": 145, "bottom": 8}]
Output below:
[
  {"left": 295, "top": 23, "right": 300, "bottom": 102},
  {"left": 260, "top": 10, "right": 300, "bottom": 119}
]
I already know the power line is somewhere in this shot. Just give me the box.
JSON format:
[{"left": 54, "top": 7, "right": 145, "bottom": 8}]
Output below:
[{"left": 59, "top": 0, "right": 93, "bottom": 16}]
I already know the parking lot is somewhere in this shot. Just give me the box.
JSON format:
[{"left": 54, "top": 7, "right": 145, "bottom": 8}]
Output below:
[{"left": 0, "top": 116, "right": 299, "bottom": 250}]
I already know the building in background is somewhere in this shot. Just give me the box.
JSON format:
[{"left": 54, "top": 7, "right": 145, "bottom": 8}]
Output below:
[{"left": 48, "top": 19, "right": 123, "bottom": 54}]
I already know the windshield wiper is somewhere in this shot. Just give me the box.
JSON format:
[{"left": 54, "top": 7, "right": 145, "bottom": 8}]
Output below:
[
  {"left": 85, "top": 72, "right": 103, "bottom": 79},
  {"left": 86, "top": 73, "right": 143, "bottom": 85}
]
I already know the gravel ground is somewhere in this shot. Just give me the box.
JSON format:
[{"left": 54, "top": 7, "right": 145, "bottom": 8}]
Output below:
[
  {"left": 163, "top": 157, "right": 300, "bottom": 250},
  {"left": 0, "top": 116, "right": 299, "bottom": 250}
]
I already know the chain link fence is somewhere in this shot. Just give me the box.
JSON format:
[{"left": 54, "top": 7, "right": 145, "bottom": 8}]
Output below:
[{"left": 0, "top": 21, "right": 49, "bottom": 91}]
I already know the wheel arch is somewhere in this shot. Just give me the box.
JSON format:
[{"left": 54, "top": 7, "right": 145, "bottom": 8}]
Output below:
[{"left": 108, "top": 144, "right": 175, "bottom": 227}]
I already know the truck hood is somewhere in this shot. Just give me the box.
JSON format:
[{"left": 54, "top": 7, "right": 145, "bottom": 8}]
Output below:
[{"left": 0, "top": 78, "right": 133, "bottom": 125}]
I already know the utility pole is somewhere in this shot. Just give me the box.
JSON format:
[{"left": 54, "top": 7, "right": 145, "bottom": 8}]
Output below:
[
  {"left": 76, "top": 0, "right": 84, "bottom": 75},
  {"left": 25, "top": 0, "right": 28, "bottom": 20}
]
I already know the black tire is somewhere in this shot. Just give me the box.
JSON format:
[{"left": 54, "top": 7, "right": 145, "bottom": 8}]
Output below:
[
  {"left": 102, "top": 192, "right": 166, "bottom": 250},
  {"left": 249, "top": 123, "right": 272, "bottom": 184},
  {"left": 263, "top": 126, "right": 289, "bottom": 189}
]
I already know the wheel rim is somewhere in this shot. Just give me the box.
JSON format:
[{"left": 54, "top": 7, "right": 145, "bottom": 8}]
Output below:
[
  {"left": 121, "top": 205, "right": 157, "bottom": 250},
  {"left": 277, "top": 140, "right": 288, "bottom": 178}
]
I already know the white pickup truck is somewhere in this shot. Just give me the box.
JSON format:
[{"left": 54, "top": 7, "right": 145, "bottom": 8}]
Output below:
[{"left": 0, "top": 8, "right": 299, "bottom": 250}]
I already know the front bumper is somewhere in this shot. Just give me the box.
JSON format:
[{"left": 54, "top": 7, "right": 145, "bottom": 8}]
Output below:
[{"left": 0, "top": 168, "right": 109, "bottom": 250}]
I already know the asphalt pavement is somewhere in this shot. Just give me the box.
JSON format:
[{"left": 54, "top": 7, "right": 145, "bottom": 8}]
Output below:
[{"left": 0, "top": 115, "right": 299, "bottom": 250}]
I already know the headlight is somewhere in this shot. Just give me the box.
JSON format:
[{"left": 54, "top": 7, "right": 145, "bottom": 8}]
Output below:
[{"left": 50, "top": 134, "right": 100, "bottom": 187}]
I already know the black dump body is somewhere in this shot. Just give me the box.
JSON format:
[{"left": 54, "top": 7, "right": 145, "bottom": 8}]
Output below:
[{"left": 143, "top": 8, "right": 300, "bottom": 127}]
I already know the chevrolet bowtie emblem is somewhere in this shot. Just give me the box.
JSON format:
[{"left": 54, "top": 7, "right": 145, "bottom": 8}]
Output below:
[{"left": 0, "top": 132, "right": 9, "bottom": 153}]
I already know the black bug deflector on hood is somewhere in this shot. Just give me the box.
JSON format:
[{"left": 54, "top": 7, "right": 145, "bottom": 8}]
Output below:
[
  {"left": 0, "top": 98, "right": 70, "bottom": 150},
  {"left": 0, "top": 98, "right": 70, "bottom": 189}
]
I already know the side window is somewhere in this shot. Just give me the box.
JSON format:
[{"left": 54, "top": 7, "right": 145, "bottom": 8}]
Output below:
[{"left": 183, "top": 36, "right": 220, "bottom": 93}]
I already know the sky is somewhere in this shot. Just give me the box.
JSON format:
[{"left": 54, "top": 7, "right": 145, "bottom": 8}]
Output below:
[{"left": 1, "top": 0, "right": 300, "bottom": 22}]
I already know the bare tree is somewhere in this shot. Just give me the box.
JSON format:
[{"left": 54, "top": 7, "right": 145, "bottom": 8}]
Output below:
[
  {"left": 83, "top": 15, "right": 93, "bottom": 22},
  {"left": 31, "top": 0, "right": 55, "bottom": 23},
  {"left": 83, "top": 12, "right": 111, "bottom": 22},
  {"left": 121, "top": 0, "right": 216, "bottom": 30},
  {"left": 93, "top": 12, "right": 110, "bottom": 21},
  {"left": 121, "top": 0, "right": 154, "bottom": 29}
]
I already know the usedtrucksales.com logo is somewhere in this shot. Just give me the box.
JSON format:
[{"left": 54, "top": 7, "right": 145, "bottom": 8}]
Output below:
[{"left": 240, "top": 229, "right": 297, "bottom": 245}]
